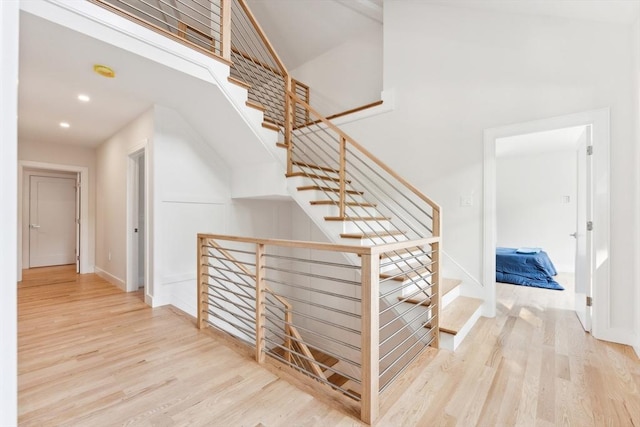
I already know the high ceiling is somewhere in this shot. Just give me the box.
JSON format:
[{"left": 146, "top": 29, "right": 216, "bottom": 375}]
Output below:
[{"left": 17, "top": 0, "right": 639, "bottom": 151}]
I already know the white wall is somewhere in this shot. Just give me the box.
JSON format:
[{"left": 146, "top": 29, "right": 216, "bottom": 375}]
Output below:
[
  {"left": 18, "top": 140, "right": 97, "bottom": 270},
  {"left": 152, "top": 105, "right": 294, "bottom": 314},
  {"left": 633, "top": 16, "right": 640, "bottom": 355},
  {"left": 291, "top": 26, "right": 383, "bottom": 116},
  {"left": 95, "top": 108, "right": 154, "bottom": 288},
  {"left": 496, "top": 149, "right": 577, "bottom": 272},
  {"left": 1, "top": 0, "right": 19, "bottom": 424},
  {"left": 339, "top": 4, "right": 638, "bottom": 342}
]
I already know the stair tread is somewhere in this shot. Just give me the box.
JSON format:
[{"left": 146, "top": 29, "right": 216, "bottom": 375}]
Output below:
[
  {"left": 437, "top": 296, "right": 483, "bottom": 336},
  {"left": 327, "top": 372, "right": 350, "bottom": 388},
  {"left": 262, "top": 121, "right": 280, "bottom": 131},
  {"left": 380, "top": 247, "right": 426, "bottom": 259},
  {"left": 228, "top": 76, "right": 251, "bottom": 90},
  {"left": 311, "top": 200, "right": 373, "bottom": 207},
  {"left": 324, "top": 216, "right": 390, "bottom": 222},
  {"left": 397, "top": 294, "right": 432, "bottom": 306},
  {"left": 276, "top": 142, "right": 288, "bottom": 149},
  {"left": 340, "top": 230, "right": 406, "bottom": 239},
  {"left": 309, "top": 348, "right": 339, "bottom": 369},
  {"left": 441, "top": 278, "right": 462, "bottom": 297},
  {"left": 286, "top": 172, "right": 351, "bottom": 183},
  {"left": 246, "top": 100, "right": 265, "bottom": 111},
  {"left": 292, "top": 161, "right": 339, "bottom": 174},
  {"left": 297, "top": 185, "right": 363, "bottom": 195}
]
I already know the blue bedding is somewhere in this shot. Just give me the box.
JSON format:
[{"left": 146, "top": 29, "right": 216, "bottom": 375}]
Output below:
[{"left": 496, "top": 247, "right": 564, "bottom": 290}]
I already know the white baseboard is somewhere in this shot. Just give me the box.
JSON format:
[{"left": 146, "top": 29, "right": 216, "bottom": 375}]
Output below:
[{"left": 94, "top": 266, "right": 125, "bottom": 291}]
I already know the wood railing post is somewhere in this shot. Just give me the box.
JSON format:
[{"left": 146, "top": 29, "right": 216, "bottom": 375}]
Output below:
[
  {"left": 255, "top": 243, "right": 266, "bottom": 363},
  {"left": 431, "top": 208, "right": 441, "bottom": 348},
  {"left": 197, "top": 236, "right": 209, "bottom": 329},
  {"left": 361, "top": 252, "right": 380, "bottom": 424},
  {"left": 285, "top": 83, "right": 294, "bottom": 175},
  {"left": 339, "top": 136, "right": 346, "bottom": 219},
  {"left": 220, "top": 0, "right": 231, "bottom": 60}
]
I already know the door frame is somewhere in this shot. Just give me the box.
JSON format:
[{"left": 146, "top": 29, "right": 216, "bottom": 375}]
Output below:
[
  {"left": 483, "top": 108, "right": 610, "bottom": 340},
  {"left": 17, "top": 161, "right": 90, "bottom": 282},
  {"left": 126, "top": 144, "right": 149, "bottom": 294}
]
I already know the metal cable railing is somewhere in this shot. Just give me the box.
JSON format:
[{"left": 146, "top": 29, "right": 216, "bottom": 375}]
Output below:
[{"left": 92, "top": 0, "right": 224, "bottom": 57}]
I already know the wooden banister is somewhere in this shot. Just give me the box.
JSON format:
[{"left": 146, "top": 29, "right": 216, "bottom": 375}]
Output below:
[
  {"left": 286, "top": 93, "right": 442, "bottom": 217},
  {"left": 235, "top": 0, "right": 289, "bottom": 77}
]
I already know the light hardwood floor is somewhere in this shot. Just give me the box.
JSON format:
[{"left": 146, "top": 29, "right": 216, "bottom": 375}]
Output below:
[{"left": 18, "top": 266, "right": 640, "bottom": 426}]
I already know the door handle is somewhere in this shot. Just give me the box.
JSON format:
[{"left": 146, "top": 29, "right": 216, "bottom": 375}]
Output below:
[
  {"left": 29, "top": 224, "right": 41, "bottom": 229},
  {"left": 570, "top": 232, "right": 577, "bottom": 238}
]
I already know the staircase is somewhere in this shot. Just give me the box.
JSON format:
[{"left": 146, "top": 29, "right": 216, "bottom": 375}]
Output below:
[{"left": 87, "top": 0, "right": 484, "bottom": 422}]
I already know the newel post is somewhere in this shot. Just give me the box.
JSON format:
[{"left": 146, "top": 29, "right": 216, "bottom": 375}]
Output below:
[
  {"left": 285, "top": 78, "right": 294, "bottom": 175},
  {"left": 339, "top": 136, "right": 346, "bottom": 218},
  {"left": 197, "top": 236, "right": 209, "bottom": 329},
  {"left": 220, "top": 0, "right": 231, "bottom": 60},
  {"left": 255, "top": 243, "right": 266, "bottom": 363},
  {"left": 431, "top": 208, "right": 441, "bottom": 349},
  {"left": 361, "top": 251, "right": 380, "bottom": 424}
]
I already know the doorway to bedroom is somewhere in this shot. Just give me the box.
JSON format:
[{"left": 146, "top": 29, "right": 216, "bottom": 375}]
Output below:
[
  {"left": 483, "top": 109, "right": 610, "bottom": 337},
  {"left": 494, "top": 125, "right": 587, "bottom": 315}
]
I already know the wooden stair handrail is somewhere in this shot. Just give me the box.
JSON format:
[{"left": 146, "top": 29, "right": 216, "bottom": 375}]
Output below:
[
  {"left": 287, "top": 92, "right": 442, "bottom": 222},
  {"left": 236, "top": 0, "right": 289, "bottom": 77}
]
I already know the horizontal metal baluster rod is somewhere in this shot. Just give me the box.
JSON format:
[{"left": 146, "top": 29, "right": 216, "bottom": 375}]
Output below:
[
  {"left": 378, "top": 260, "right": 435, "bottom": 283},
  {"left": 204, "top": 299, "right": 255, "bottom": 326},
  {"left": 379, "top": 297, "right": 435, "bottom": 333},
  {"left": 204, "top": 309, "right": 256, "bottom": 339},
  {"left": 205, "top": 273, "right": 254, "bottom": 291},
  {"left": 263, "top": 277, "right": 361, "bottom": 301},
  {"left": 346, "top": 147, "right": 433, "bottom": 225},
  {"left": 291, "top": 133, "right": 400, "bottom": 243},
  {"left": 263, "top": 337, "right": 361, "bottom": 384},
  {"left": 264, "top": 347, "right": 362, "bottom": 401},
  {"left": 202, "top": 244, "right": 254, "bottom": 257},
  {"left": 206, "top": 252, "right": 256, "bottom": 267},
  {"left": 379, "top": 272, "right": 435, "bottom": 299},
  {"left": 205, "top": 263, "right": 253, "bottom": 278},
  {"left": 379, "top": 330, "right": 436, "bottom": 384},
  {"left": 379, "top": 250, "right": 434, "bottom": 269},
  {"left": 263, "top": 290, "right": 361, "bottom": 319},
  {"left": 114, "top": 0, "right": 220, "bottom": 42},
  {"left": 379, "top": 310, "right": 437, "bottom": 348},
  {"left": 230, "top": 5, "right": 280, "bottom": 70},
  {"left": 263, "top": 325, "right": 361, "bottom": 369},
  {"left": 263, "top": 306, "right": 361, "bottom": 335},
  {"left": 173, "top": 0, "right": 221, "bottom": 19},
  {"left": 203, "top": 286, "right": 254, "bottom": 308},
  {"left": 263, "top": 253, "right": 361, "bottom": 269},
  {"left": 379, "top": 307, "right": 434, "bottom": 346},
  {"left": 278, "top": 319, "right": 362, "bottom": 352},
  {"left": 263, "top": 266, "right": 360, "bottom": 286},
  {"left": 379, "top": 319, "right": 435, "bottom": 363},
  {"left": 379, "top": 287, "right": 432, "bottom": 316},
  {"left": 161, "top": 0, "right": 219, "bottom": 30}
]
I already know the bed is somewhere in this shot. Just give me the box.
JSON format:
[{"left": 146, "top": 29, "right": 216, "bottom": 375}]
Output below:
[{"left": 496, "top": 247, "right": 564, "bottom": 290}]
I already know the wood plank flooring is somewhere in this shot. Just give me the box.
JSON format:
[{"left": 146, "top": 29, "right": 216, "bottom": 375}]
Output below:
[{"left": 18, "top": 266, "right": 640, "bottom": 426}]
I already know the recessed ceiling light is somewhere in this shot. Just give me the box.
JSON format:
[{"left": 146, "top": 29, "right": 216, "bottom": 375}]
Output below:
[
  {"left": 93, "top": 64, "right": 115, "bottom": 78},
  {"left": 59, "top": 122, "right": 70, "bottom": 129},
  {"left": 78, "top": 94, "right": 90, "bottom": 102}
]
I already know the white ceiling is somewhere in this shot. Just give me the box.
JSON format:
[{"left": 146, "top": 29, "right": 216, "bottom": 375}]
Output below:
[
  {"left": 17, "top": 1, "right": 639, "bottom": 152},
  {"left": 432, "top": 0, "right": 640, "bottom": 24},
  {"left": 245, "top": 0, "right": 382, "bottom": 69},
  {"left": 18, "top": 12, "right": 272, "bottom": 167},
  {"left": 496, "top": 126, "right": 587, "bottom": 158}
]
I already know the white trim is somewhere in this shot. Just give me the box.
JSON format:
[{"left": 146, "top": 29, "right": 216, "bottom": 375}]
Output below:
[
  {"left": 18, "top": 161, "right": 91, "bottom": 281},
  {"left": 483, "top": 109, "right": 611, "bottom": 340},
  {"left": 95, "top": 266, "right": 126, "bottom": 290},
  {"left": 0, "top": 0, "right": 19, "bottom": 423}
]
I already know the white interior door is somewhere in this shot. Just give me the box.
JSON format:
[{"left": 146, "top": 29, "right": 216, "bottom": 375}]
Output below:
[
  {"left": 574, "top": 128, "right": 593, "bottom": 331},
  {"left": 29, "top": 175, "right": 77, "bottom": 268}
]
